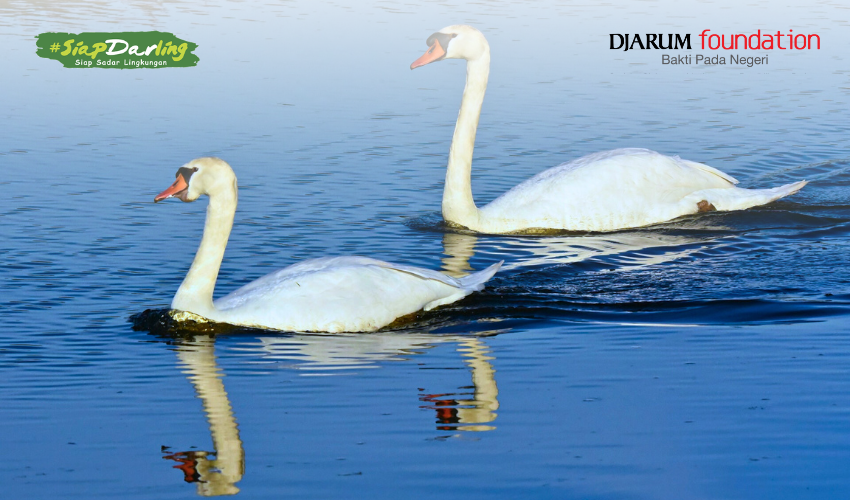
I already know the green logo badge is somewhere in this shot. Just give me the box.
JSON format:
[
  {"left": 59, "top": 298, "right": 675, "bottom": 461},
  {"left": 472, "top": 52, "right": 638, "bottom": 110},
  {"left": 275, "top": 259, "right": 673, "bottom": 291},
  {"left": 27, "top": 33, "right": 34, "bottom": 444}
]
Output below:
[{"left": 35, "top": 31, "right": 199, "bottom": 69}]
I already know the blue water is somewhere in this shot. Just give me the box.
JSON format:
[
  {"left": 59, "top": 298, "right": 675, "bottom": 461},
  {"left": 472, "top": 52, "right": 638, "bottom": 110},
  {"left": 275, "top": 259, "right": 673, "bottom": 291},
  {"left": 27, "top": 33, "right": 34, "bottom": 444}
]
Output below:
[{"left": 3, "top": 0, "right": 850, "bottom": 498}]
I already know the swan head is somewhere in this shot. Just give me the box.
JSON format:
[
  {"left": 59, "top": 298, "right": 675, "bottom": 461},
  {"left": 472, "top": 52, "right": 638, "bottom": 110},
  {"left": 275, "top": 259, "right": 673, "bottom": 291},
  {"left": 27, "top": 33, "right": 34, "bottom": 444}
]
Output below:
[
  {"left": 410, "top": 24, "right": 489, "bottom": 69},
  {"left": 154, "top": 157, "right": 237, "bottom": 203}
]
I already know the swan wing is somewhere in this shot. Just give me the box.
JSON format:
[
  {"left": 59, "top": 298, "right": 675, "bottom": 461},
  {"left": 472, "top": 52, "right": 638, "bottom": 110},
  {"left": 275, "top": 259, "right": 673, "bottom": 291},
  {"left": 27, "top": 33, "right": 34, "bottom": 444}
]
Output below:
[
  {"left": 675, "top": 157, "right": 739, "bottom": 185},
  {"left": 479, "top": 149, "right": 739, "bottom": 231},
  {"left": 212, "top": 257, "right": 501, "bottom": 332}
]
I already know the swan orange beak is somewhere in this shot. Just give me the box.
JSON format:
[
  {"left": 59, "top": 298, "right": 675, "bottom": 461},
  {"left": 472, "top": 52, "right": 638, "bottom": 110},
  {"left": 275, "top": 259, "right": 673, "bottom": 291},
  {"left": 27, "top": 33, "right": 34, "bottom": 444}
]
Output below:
[
  {"left": 155, "top": 175, "right": 189, "bottom": 203},
  {"left": 410, "top": 39, "right": 446, "bottom": 69}
]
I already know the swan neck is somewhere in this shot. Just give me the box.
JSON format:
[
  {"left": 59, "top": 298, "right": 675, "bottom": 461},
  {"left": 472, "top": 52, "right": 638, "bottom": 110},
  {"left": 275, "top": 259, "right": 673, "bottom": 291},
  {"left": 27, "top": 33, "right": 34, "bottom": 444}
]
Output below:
[
  {"left": 443, "top": 53, "right": 489, "bottom": 228},
  {"left": 171, "top": 187, "right": 237, "bottom": 317}
]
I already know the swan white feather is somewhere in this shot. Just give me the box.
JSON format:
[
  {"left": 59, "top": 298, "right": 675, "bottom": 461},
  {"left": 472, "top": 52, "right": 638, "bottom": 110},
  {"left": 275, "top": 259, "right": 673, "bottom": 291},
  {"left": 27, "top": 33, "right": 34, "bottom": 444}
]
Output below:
[
  {"left": 154, "top": 157, "right": 500, "bottom": 333},
  {"left": 214, "top": 255, "right": 498, "bottom": 332},
  {"left": 411, "top": 25, "right": 806, "bottom": 234}
]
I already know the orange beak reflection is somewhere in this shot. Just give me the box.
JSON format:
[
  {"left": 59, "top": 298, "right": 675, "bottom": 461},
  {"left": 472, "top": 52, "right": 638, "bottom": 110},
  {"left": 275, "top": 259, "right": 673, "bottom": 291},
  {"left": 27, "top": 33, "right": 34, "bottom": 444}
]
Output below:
[
  {"left": 154, "top": 175, "right": 189, "bottom": 202},
  {"left": 410, "top": 39, "right": 446, "bottom": 69}
]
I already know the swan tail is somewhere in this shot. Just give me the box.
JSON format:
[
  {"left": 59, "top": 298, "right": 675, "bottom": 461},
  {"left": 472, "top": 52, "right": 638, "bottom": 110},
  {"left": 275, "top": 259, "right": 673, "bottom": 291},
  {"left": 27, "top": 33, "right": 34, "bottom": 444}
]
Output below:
[
  {"left": 457, "top": 260, "right": 503, "bottom": 292},
  {"left": 423, "top": 261, "right": 502, "bottom": 311},
  {"left": 690, "top": 180, "right": 807, "bottom": 212}
]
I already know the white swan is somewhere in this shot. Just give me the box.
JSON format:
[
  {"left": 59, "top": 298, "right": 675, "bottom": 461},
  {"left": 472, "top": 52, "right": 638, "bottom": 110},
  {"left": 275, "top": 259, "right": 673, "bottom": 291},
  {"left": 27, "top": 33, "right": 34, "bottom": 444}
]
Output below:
[
  {"left": 410, "top": 25, "right": 807, "bottom": 233},
  {"left": 154, "top": 157, "right": 501, "bottom": 333}
]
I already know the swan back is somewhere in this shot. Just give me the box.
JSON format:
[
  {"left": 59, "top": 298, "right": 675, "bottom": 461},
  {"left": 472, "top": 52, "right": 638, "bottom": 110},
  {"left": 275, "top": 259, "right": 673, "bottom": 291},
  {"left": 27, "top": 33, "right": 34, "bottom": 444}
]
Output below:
[{"left": 479, "top": 149, "right": 738, "bottom": 232}]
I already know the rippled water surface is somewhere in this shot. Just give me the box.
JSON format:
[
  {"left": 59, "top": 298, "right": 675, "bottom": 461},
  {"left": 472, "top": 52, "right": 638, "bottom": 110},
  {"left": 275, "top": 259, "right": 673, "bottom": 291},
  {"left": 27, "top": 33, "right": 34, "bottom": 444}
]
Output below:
[{"left": 3, "top": 1, "right": 850, "bottom": 498}]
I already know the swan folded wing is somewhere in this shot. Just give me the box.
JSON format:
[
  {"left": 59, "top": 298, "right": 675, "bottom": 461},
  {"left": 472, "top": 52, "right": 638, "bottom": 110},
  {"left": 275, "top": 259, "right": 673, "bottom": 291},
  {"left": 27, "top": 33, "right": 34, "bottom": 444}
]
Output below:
[
  {"left": 366, "top": 260, "right": 501, "bottom": 309},
  {"left": 674, "top": 157, "right": 739, "bottom": 185},
  {"left": 485, "top": 150, "right": 680, "bottom": 212},
  {"left": 216, "top": 256, "right": 464, "bottom": 306},
  {"left": 214, "top": 257, "right": 403, "bottom": 308},
  {"left": 210, "top": 257, "right": 501, "bottom": 332},
  {"left": 379, "top": 260, "right": 502, "bottom": 294},
  {"left": 526, "top": 149, "right": 734, "bottom": 193},
  {"left": 477, "top": 149, "right": 742, "bottom": 231},
  {"left": 489, "top": 149, "right": 733, "bottom": 206},
  {"left": 370, "top": 261, "right": 463, "bottom": 287},
  {"left": 210, "top": 258, "right": 487, "bottom": 332},
  {"left": 212, "top": 257, "right": 481, "bottom": 311}
]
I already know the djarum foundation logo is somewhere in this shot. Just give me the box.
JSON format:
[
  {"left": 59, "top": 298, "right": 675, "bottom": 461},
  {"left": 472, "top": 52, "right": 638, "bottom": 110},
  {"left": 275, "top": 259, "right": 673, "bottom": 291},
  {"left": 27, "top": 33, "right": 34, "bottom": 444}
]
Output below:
[
  {"left": 35, "top": 31, "right": 199, "bottom": 69},
  {"left": 608, "top": 29, "right": 821, "bottom": 67}
]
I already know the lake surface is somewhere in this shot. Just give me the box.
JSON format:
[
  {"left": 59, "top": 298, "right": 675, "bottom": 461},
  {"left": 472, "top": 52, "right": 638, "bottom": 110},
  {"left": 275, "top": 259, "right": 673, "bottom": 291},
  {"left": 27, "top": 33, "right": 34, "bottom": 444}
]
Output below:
[{"left": 3, "top": 0, "right": 850, "bottom": 498}]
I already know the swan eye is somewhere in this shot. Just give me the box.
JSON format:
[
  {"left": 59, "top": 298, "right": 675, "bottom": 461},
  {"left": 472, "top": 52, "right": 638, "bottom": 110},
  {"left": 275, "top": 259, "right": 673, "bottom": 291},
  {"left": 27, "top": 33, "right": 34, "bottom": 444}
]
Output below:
[
  {"left": 425, "top": 32, "right": 457, "bottom": 53},
  {"left": 176, "top": 166, "right": 198, "bottom": 183}
]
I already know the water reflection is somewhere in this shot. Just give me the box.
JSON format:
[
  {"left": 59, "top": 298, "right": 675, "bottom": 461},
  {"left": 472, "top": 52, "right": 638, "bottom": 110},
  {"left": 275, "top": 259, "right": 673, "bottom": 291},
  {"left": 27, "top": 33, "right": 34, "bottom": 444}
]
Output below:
[
  {"left": 255, "top": 333, "right": 500, "bottom": 432},
  {"left": 166, "top": 336, "right": 244, "bottom": 496},
  {"left": 162, "top": 331, "right": 501, "bottom": 495},
  {"left": 441, "top": 232, "right": 479, "bottom": 277},
  {"left": 441, "top": 226, "right": 725, "bottom": 275},
  {"left": 419, "top": 336, "right": 499, "bottom": 432}
]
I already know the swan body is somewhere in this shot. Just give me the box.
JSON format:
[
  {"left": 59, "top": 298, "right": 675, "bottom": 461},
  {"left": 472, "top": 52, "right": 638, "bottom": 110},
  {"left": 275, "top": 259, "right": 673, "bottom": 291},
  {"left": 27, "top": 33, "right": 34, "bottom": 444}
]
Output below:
[
  {"left": 213, "top": 256, "right": 497, "bottom": 332},
  {"left": 411, "top": 25, "right": 806, "bottom": 233},
  {"left": 154, "top": 157, "right": 500, "bottom": 333}
]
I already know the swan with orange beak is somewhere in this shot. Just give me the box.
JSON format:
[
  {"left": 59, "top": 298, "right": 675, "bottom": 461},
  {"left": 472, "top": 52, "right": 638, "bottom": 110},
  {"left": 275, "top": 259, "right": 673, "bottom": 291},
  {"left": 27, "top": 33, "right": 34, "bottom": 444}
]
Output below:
[
  {"left": 410, "top": 24, "right": 806, "bottom": 234},
  {"left": 152, "top": 157, "right": 501, "bottom": 332},
  {"left": 154, "top": 166, "right": 194, "bottom": 202}
]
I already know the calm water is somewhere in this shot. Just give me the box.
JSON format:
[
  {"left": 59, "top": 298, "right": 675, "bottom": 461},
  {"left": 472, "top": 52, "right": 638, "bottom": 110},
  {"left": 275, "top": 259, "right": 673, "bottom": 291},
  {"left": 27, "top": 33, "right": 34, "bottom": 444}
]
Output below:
[{"left": 3, "top": 0, "right": 850, "bottom": 498}]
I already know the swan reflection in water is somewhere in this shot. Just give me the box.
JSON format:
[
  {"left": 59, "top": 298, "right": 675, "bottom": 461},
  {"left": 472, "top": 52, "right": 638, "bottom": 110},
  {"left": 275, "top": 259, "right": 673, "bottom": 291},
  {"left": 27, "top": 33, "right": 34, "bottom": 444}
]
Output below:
[
  {"left": 163, "top": 332, "right": 501, "bottom": 496},
  {"left": 253, "top": 332, "right": 501, "bottom": 433},
  {"left": 419, "top": 336, "right": 499, "bottom": 432},
  {"left": 440, "top": 228, "right": 726, "bottom": 276},
  {"left": 163, "top": 335, "right": 244, "bottom": 496}
]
